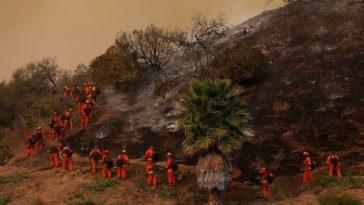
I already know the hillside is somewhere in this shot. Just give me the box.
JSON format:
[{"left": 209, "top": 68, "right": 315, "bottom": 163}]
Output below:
[{"left": 1, "top": 0, "right": 364, "bottom": 204}]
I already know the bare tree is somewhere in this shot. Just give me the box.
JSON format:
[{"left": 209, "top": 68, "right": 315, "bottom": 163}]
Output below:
[
  {"left": 116, "top": 24, "right": 175, "bottom": 73},
  {"left": 11, "top": 57, "right": 60, "bottom": 95},
  {"left": 172, "top": 14, "right": 230, "bottom": 77},
  {"left": 37, "top": 57, "right": 59, "bottom": 89}
]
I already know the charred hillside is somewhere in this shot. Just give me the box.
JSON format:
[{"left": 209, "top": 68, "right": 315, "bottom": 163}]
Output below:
[
  {"left": 61, "top": 0, "right": 364, "bottom": 177},
  {"left": 232, "top": 0, "right": 364, "bottom": 174}
]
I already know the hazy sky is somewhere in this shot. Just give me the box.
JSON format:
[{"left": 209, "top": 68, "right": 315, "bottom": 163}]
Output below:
[{"left": 0, "top": 0, "right": 283, "bottom": 80}]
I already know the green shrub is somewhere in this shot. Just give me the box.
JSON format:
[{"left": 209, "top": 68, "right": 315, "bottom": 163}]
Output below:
[
  {"left": 314, "top": 175, "right": 363, "bottom": 188},
  {"left": 214, "top": 44, "right": 267, "bottom": 83},
  {"left": 89, "top": 43, "right": 140, "bottom": 90},
  {"left": 0, "top": 195, "right": 11, "bottom": 205},
  {"left": 0, "top": 173, "right": 28, "bottom": 184},
  {"left": 81, "top": 179, "right": 120, "bottom": 193},
  {"left": 319, "top": 193, "right": 361, "bottom": 205}
]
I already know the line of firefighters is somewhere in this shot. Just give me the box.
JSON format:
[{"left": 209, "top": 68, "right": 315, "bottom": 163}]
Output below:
[
  {"left": 25, "top": 82, "right": 177, "bottom": 186},
  {"left": 260, "top": 151, "right": 343, "bottom": 197},
  {"left": 26, "top": 137, "right": 176, "bottom": 186},
  {"left": 23, "top": 82, "right": 345, "bottom": 193},
  {"left": 26, "top": 82, "right": 98, "bottom": 154}
]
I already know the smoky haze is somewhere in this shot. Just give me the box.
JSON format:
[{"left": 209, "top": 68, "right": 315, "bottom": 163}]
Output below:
[{"left": 0, "top": 0, "right": 283, "bottom": 81}]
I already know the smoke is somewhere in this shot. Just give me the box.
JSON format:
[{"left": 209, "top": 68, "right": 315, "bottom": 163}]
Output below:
[{"left": 0, "top": 0, "right": 284, "bottom": 81}]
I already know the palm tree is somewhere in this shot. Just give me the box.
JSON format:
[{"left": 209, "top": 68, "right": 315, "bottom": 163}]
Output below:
[{"left": 181, "top": 79, "right": 250, "bottom": 205}]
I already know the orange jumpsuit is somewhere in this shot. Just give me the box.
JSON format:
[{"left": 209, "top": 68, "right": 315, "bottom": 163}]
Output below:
[
  {"left": 145, "top": 149, "right": 154, "bottom": 167},
  {"left": 259, "top": 168, "right": 272, "bottom": 197},
  {"left": 34, "top": 131, "right": 45, "bottom": 152},
  {"left": 81, "top": 105, "right": 92, "bottom": 126},
  {"left": 62, "top": 111, "right": 73, "bottom": 132},
  {"left": 62, "top": 146, "right": 74, "bottom": 172},
  {"left": 102, "top": 154, "right": 112, "bottom": 178},
  {"left": 147, "top": 164, "right": 157, "bottom": 186},
  {"left": 77, "top": 99, "right": 85, "bottom": 114},
  {"left": 83, "top": 84, "right": 90, "bottom": 95},
  {"left": 326, "top": 154, "right": 343, "bottom": 177},
  {"left": 303, "top": 156, "right": 315, "bottom": 183},
  {"left": 89, "top": 148, "right": 103, "bottom": 174},
  {"left": 50, "top": 146, "right": 60, "bottom": 168},
  {"left": 63, "top": 88, "right": 71, "bottom": 97},
  {"left": 25, "top": 135, "right": 35, "bottom": 156},
  {"left": 117, "top": 154, "right": 129, "bottom": 180},
  {"left": 49, "top": 116, "right": 62, "bottom": 140},
  {"left": 165, "top": 158, "right": 175, "bottom": 186}
]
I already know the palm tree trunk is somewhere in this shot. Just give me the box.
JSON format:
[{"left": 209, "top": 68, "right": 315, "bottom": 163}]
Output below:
[{"left": 208, "top": 188, "right": 222, "bottom": 205}]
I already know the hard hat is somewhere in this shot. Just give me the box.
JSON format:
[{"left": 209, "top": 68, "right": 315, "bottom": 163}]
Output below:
[
  {"left": 37, "top": 126, "right": 42, "bottom": 130},
  {"left": 167, "top": 152, "right": 172, "bottom": 157},
  {"left": 303, "top": 151, "right": 309, "bottom": 156}
]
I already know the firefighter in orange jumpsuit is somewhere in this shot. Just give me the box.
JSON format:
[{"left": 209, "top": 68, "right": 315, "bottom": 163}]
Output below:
[
  {"left": 147, "top": 163, "right": 157, "bottom": 186},
  {"left": 102, "top": 149, "right": 113, "bottom": 178},
  {"left": 49, "top": 112, "right": 62, "bottom": 140},
  {"left": 165, "top": 152, "right": 175, "bottom": 186},
  {"left": 34, "top": 126, "right": 45, "bottom": 152},
  {"left": 49, "top": 144, "right": 60, "bottom": 168},
  {"left": 326, "top": 151, "right": 343, "bottom": 178},
  {"left": 25, "top": 134, "right": 35, "bottom": 156},
  {"left": 303, "top": 151, "right": 315, "bottom": 183},
  {"left": 259, "top": 167, "right": 273, "bottom": 197},
  {"left": 81, "top": 101, "right": 92, "bottom": 126},
  {"left": 83, "top": 83, "right": 90, "bottom": 95},
  {"left": 62, "top": 108, "right": 73, "bottom": 133},
  {"left": 116, "top": 149, "right": 129, "bottom": 180},
  {"left": 89, "top": 145, "right": 103, "bottom": 174},
  {"left": 63, "top": 86, "right": 71, "bottom": 97},
  {"left": 145, "top": 146, "right": 155, "bottom": 167},
  {"left": 61, "top": 144, "right": 74, "bottom": 172}
]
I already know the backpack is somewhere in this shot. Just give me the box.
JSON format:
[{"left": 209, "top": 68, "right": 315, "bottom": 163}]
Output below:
[
  {"left": 106, "top": 160, "right": 114, "bottom": 168},
  {"left": 64, "top": 149, "right": 73, "bottom": 157},
  {"left": 54, "top": 126, "right": 62, "bottom": 134},
  {"left": 29, "top": 136, "right": 38, "bottom": 146},
  {"left": 79, "top": 94, "right": 86, "bottom": 103},
  {"left": 49, "top": 119, "right": 56, "bottom": 128},
  {"left": 60, "top": 114, "right": 66, "bottom": 121},
  {"left": 83, "top": 107, "right": 92, "bottom": 116},
  {"left": 172, "top": 162, "right": 178, "bottom": 171},
  {"left": 267, "top": 172, "right": 274, "bottom": 184},
  {"left": 330, "top": 156, "right": 338, "bottom": 166},
  {"left": 152, "top": 152, "right": 159, "bottom": 162},
  {"left": 91, "top": 151, "right": 101, "bottom": 160},
  {"left": 50, "top": 146, "right": 58, "bottom": 153},
  {"left": 310, "top": 160, "right": 316, "bottom": 170},
  {"left": 152, "top": 164, "right": 159, "bottom": 173},
  {"left": 116, "top": 158, "right": 124, "bottom": 167}
]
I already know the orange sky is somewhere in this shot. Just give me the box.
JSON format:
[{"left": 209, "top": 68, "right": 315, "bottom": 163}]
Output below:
[{"left": 0, "top": 0, "right": 283, "bottom": 80}]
